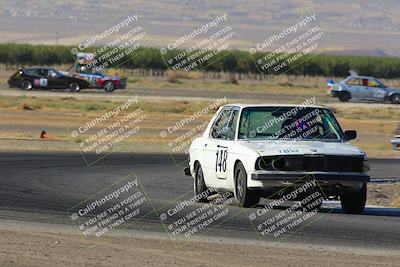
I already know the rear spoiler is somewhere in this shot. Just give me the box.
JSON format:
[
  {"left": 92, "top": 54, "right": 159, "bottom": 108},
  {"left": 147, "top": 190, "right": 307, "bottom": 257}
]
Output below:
[{"left": 349, "top": 70, "right": 359, "bottom": 76}]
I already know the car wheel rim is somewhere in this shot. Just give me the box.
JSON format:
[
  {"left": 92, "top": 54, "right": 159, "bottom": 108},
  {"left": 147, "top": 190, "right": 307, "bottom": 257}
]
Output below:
[
  {"left": 23, "top": 81, "right": 32, "bottom": 90},
  {"left": 236, "top": 170, "right": 244, "bottom": 199},
  {"left": 71, "top": 84, "right": 79, "bottom": 91},
  {"left": 196, "top": 167, "right": 203, "bottom": 193},
  {"left": 105, "top": 83, "right": 113, "bottom": 91}
]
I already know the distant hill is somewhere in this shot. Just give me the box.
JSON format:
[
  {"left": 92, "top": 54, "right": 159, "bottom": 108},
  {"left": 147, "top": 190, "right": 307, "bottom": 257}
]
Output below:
[
  {"left": 0, "top": 0, "right": 399, "bottom": 56},
  {"left": 324, "top": 49, "right": 389, "bottom": 57}
]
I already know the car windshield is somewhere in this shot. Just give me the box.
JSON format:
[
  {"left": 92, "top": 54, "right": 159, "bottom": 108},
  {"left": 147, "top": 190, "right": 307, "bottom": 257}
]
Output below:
[
  {"left": 238, "top": 107, "right": 345, "bottom": 141},
  {"left": 374, "top": 79, "right": 386, "bottom": 88}
]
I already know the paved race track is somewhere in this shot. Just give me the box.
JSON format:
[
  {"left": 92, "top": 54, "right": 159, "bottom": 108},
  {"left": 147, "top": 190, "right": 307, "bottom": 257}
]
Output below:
[{"left": 0, "top": 152, "right": 399, "bottom": 250}]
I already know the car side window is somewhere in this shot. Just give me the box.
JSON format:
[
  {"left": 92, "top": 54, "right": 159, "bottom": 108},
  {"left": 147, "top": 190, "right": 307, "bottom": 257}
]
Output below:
[
  {"left": 362, "top": 79, "right": 369, "bottom": 87},
  {"left": 210, "top": 108, "right": 233, "bottom": 139},
  {"left": 346, "top": 78, "right": 360, "bottom": 86},
  {"left": 48, "top": 70, "right": 59, "bottom": 78},
  {"left": 224, "top": 109, "right": 239, "bottom": 140},
  {"left": 40, "top": 69, "right": 49, "bottom": 76},
  {"left": 24, "top": 68, "right": 40, "bottom": 76}
]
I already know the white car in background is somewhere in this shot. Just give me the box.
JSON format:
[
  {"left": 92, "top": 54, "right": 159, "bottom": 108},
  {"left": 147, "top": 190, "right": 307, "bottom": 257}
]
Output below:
[
  {"left": 184, "top": 104, "right": 370, "bottom": 214},
  {"left": 391, "top": 135, "right": 400, "bottom": 150}
]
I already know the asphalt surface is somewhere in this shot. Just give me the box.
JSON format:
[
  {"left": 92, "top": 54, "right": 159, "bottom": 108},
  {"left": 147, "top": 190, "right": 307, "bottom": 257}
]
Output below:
[
  {"left": 2, "top": 87, "right": 400, "bottom": 109},
  {"left": 0, "top": 152, "right": 399, "bottom": 250}
]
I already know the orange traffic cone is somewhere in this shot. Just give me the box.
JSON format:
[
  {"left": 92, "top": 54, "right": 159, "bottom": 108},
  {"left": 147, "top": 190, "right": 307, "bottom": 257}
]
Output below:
[{"left": 40, "top": 130, "right": 49, "bottom": 139}]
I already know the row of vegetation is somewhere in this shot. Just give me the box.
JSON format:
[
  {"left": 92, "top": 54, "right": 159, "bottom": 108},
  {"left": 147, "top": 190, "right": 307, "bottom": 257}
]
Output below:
[{"left": 0, "top": 43, "right": 400, "bottom": 78}]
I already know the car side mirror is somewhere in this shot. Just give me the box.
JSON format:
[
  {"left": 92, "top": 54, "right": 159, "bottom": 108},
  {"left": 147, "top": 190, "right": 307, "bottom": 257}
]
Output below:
[{"left": 345, "top": 130, "right": 357, "bottom": 141}]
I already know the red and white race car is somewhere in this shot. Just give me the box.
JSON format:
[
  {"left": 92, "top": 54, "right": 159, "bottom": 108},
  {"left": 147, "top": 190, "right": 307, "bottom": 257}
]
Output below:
[
  {"left": 74, "top": 72, "right": 127, "bottom": 92},
  {"left": 68, "top": 53, "right": 127, "bottom": 92}
]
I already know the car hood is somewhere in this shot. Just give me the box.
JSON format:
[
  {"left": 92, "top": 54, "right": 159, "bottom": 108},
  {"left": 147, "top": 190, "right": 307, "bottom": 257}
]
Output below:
[
  {"left": 237, "top": 140, "right": 365, "bottom": 157},
  {"left": 387, "top": 87, "right": 400, "bottom": 93}
]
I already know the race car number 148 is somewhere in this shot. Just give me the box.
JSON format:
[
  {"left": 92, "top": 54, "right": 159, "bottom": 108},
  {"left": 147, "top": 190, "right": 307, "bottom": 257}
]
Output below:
[{"left": 215, "top": 147, "right": 228, "bottom": 173}]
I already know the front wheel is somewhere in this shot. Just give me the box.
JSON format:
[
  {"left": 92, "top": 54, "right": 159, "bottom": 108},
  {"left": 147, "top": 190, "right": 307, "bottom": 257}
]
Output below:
[
  {"left": 103, "top": 81, "right": 115, "bottom": 92},
  {"left": 340, "top": 184, "right": 367, "bottom": 214},
  {"left": 20, "top": 80, "right": 33, "bottom": 91},
  {"left": 194, "top": 163, "right": 209, "bottom": 202},
  {"left": 390, "top": 94, "right": 400, "bottom": 104},
  {"left": 235, "top": 162, "right": 259, "bottom": 208},
  {"left": 69, "top": 82, "right": 80, "bottom": 92}
]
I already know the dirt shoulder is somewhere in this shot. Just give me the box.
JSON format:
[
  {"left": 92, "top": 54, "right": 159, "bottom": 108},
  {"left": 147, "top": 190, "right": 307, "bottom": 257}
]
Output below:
[
  {"left": 368, "top": 183, "right": 400, "bottom": 207},
  {"left": 0, "top": 219, "right": 399, "bottom": 267}
]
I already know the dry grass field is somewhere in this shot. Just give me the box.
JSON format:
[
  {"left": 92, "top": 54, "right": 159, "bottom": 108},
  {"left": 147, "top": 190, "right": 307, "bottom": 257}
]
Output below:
[{"left": 0, "top": 93, "right": 398, "bottom": 158}]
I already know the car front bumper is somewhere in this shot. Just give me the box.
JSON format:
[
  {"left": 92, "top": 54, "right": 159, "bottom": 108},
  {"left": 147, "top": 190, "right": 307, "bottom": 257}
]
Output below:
[
  {"left": 248, "top": 171, "right": 370, "bottom": 189},
  {"left": 251, "top": 171, "right": 370, "bottom": 182},
  {"left": 391, "top": 138, "right": 400, "bottom": 150}
]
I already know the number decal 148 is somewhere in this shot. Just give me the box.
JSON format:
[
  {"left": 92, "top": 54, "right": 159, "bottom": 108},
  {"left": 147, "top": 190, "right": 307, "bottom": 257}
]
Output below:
[{"left": 216, "top": 149, "right": 227, "bottom": 172}]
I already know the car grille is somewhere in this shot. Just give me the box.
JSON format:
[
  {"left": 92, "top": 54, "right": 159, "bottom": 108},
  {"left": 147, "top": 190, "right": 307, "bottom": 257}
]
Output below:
[{"left": 256, "top": 155, "right": 364, "bottom": 172}]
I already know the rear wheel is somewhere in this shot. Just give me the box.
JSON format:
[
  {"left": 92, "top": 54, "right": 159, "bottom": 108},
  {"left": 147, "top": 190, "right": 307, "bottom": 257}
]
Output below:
[
  {"left": 194, "top": 163, "right": 209, "bottom": 202},
  {"left": 235, "top": 162, "right": 259, "bottom": 208},
  {"left": 339, "top": 92, "right": 351, "bottom": 102},
  {"left": 390, "top": 94, "right": 400, "bottom": 104},
  {"left": 340, "top": 184, "right": 367, "bottom": 214},
  {"left": 20, "top": 80, "right": 32, "bottom": 91},
  {"left": 103, "top": 81, "right": 115, "bottom": 92},
  {"left": 69, "top": 82, "right": 80, "bottom": 92}
]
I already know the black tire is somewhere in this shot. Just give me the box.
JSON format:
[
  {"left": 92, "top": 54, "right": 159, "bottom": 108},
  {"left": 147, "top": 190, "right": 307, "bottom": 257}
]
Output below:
[
  {"left": 340, "top": 184, "right": 367, "bottom": 214},
  {"left": 194, "top": 163, "right": 209, "bottom": 202},
  {"left": 390, "top": 94, "right": 400, "bottom": 104},
  {"left": 69, "top": 82, "right": 80, "bottom": 92},
  {"left": 235, "top": 162, "right": 259, "bottom": 208},
  {"left": 103, "top": 81, "right": 115, "bottom": 92},
  {"left": 339, "top": 92, "right": 351, "bottom": 102},
  {"left": 20, "top": 80, "right": 33, "bottom": 91}
]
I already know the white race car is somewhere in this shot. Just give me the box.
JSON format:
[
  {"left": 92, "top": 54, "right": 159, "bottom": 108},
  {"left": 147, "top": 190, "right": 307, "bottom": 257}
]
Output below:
[
  {"left": 391, "top": 135, "right": 400, "bottom": 150},
  {"left": 184, "top": 104, "right": 370, "bottom": 214}
]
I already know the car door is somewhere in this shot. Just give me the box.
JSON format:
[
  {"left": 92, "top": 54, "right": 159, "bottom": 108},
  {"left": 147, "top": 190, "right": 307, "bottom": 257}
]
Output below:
[
  {"left": 35, "top": 68, "right": 49, "bottom": 88},
  {"left": 207, "top": 107, "right": 239, "bottom": 189},
  {"left": 47, "top": 69, "right": 66, "bottom": 89},
  {"left": 344, "top": 78, "right": 362, "bottom": 99},
  {"left": 201, "top": 107, "right": 231, "bottom": 188},
  {"left": 358, "top": 78, "right": 374, "bottom": 100}
]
